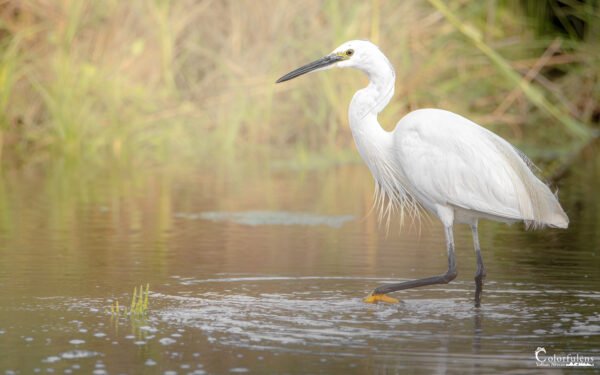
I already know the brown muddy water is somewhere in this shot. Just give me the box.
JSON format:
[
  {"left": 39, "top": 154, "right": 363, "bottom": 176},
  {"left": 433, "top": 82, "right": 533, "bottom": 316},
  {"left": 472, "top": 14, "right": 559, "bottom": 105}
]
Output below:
[{"left": 0, "top": 154, "right": 598, "bottom": 374}]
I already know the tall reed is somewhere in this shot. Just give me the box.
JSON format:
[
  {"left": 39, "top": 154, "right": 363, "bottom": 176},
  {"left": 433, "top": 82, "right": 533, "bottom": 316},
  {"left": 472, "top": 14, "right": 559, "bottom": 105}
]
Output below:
[{"left": 0, "top": 0, "right": 596, "bottom": 166}]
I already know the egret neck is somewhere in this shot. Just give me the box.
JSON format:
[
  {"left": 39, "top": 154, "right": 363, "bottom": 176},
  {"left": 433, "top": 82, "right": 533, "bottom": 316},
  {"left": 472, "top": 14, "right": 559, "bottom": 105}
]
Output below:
[
  {"left": 348, "top": 51, "right": 397, "bottom": 193},
  {"left": 348, "top": 51, "right": 396, "bottom": 122}
]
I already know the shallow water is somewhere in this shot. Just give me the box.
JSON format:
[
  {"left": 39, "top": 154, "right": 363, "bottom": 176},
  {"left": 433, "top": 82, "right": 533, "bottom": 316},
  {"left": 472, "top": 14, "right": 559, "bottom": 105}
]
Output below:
[{"left": 0, "top": 155, "right": 599, "bottom": 374}]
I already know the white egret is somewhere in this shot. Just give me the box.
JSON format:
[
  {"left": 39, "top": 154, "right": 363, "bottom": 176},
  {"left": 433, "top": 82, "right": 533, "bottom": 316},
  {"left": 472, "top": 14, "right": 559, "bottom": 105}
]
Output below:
[{"left": 276, "top": 40, "right": 568, "bottom": 305}]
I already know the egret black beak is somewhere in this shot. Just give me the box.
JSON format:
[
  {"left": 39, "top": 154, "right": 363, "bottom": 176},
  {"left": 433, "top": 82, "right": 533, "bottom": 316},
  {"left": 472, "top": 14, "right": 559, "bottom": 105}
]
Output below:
[{"left": 276, "top": 54, "right": 343, "bottom": 83}]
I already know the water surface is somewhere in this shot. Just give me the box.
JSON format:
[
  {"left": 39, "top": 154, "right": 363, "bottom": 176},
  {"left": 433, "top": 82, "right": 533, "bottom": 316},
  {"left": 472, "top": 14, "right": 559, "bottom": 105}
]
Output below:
[{"left": 0, "top": 156, "right": 598, "bottom": 373}]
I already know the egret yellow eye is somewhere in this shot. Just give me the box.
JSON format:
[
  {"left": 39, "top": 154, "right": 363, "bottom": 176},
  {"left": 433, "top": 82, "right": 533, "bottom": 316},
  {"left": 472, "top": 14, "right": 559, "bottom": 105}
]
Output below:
[{"left": 346, "top": 49, "right": 354, "bottom": 57}]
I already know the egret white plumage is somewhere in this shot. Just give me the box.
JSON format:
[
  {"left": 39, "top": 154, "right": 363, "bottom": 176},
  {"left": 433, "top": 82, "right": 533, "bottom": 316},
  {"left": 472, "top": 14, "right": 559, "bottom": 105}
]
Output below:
[{"left": 276, "top": 40, "right": 568, "bottom": 305}]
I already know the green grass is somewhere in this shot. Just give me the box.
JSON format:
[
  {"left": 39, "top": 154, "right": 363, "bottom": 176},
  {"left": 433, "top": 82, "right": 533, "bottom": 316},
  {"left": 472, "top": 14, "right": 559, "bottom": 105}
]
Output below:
[{"left": 107, "top": 284, "right": 150, "bottom": 318}]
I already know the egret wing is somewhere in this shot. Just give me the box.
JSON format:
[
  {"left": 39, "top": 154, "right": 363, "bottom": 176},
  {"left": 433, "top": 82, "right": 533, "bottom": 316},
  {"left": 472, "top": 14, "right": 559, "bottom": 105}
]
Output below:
[{"left": 393, "top": 109, "right": 567, "bottom": 227}]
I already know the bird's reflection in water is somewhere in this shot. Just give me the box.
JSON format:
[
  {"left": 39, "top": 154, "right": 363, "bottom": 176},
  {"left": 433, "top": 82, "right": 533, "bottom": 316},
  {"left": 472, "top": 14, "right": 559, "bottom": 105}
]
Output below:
[
  {"left": 472, "top": 281, "right": 485, "bottom": 374},
  {"left": 475, "top": 275, "right": 484, "bottom": 308}
]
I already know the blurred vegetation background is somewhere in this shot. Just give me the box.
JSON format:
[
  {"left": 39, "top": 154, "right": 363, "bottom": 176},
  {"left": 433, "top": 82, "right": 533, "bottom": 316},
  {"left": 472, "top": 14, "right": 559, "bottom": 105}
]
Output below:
[{"left": 0, "top": 0, "right": 598, "bottom": 169}]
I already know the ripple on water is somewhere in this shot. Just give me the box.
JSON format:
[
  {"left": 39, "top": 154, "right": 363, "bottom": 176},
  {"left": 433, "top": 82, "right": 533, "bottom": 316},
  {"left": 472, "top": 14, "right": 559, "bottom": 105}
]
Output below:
[
  {"left": 30, "top": 275, "right": 598, "bottom": 371},
  {"left": 61, "top": 350, "right": 101, "bottom": 359},
  {"left": 145, "top": 359, "right": 157, "bottom": 366},
  {"left": 42, "top": 356, "right": 61, "bottom": 364},
  {"left": 152, "top": 276, "right": 600, "bottom": 358},
  {"left": 159, "top": 337, "right": 177, "bottom": 346}
]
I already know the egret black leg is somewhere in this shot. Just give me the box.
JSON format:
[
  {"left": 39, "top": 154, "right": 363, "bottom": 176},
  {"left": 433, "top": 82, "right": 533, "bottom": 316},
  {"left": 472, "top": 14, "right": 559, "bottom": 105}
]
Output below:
[
  {"left": 472, "top": 223, "right": 485, "bottom": 307},
  {"left": 471, "top": 223, "right": 486, "bottom": 278},
  {"left": 370, "top": 225, "right": 458, "bottom": 295}
]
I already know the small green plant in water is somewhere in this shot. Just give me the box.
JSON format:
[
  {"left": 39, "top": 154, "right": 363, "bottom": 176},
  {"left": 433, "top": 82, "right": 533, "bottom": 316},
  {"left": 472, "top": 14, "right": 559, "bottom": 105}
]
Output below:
[
  {"left": 129, "top": 283, "right": 150, "bottom": 316},
  {"left": 106, "top": 284, "right": 150, "bottom": 317}
]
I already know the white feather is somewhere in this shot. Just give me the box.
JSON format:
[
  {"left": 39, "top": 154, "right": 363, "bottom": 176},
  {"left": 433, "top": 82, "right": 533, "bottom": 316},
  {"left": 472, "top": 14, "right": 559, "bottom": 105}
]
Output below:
[{"left": 335, "top": 40, "right": 568, "bottom": 230}]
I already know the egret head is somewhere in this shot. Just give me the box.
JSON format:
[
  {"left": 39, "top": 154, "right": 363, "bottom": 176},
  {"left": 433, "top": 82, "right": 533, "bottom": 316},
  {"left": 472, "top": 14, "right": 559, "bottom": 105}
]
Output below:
[{"left": 276, "top": 40, "right": 380, "bottom": 83}]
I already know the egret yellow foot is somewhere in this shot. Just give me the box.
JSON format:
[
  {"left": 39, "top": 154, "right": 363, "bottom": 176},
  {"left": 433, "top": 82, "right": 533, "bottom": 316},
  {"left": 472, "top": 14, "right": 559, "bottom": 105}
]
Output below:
[{"left": 363, "top": 293, "right": 399, "bottom": 304}]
